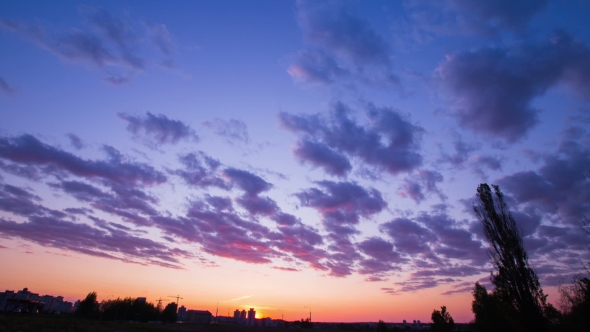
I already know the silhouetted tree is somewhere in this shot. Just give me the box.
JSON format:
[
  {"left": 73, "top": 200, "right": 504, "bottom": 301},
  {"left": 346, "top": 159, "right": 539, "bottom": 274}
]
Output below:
[
  {"left": 100, "top": 297, "right": 159, "bottom": 322},
  {"left": 77, "top": 291, "right": 98, "bottom": 318},
  {"left": 558, "top": 276, "right": 590, "bottom": 331},
  {"left": 376, "top": 319, "right": 388, "bottom": 332},
  {"left": 473, "top": 184, "right": 548, "bottom": 332},
  {"left": 430, "top": 306, "right": 454, "bottom": 332},
  {"left": 161, "top": 302, "right": 177, "bottom": 323},
  {"left": 471, "top": 283, "right": 519, "bottom": 332},
  {"left": 557, "top": 190, "right": 590, "bottom": 332}
]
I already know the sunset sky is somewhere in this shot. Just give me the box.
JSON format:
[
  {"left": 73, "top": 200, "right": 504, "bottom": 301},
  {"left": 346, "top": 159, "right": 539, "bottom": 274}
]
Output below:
[{"left": 1, "top": 0, "right": 590, "bottom": 323}]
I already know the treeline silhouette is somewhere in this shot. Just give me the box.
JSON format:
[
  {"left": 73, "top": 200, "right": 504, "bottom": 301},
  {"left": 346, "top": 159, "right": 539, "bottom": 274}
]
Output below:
[{"left": 76, "top": 292, "right": 177, "bottom": 323}]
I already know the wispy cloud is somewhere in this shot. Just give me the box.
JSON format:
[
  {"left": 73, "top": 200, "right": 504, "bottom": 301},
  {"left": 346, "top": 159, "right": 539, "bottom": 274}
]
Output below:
[{"left": 229, "top": 295, "right": 253, "bottom": 302}]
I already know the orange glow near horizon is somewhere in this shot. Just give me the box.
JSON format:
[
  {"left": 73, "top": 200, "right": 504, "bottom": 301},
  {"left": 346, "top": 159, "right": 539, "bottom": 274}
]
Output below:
[{"left": 0, "top": 239, "right": 563, "bottom": 323}]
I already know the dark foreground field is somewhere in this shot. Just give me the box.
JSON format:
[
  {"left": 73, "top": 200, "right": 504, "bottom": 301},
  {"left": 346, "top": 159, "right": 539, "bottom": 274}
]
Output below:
[
  {"left": 0, "top": 314, "right": 478, "bottom": 332},
  {"left": 0, "top": 314, "right": 292, "bottom": 332}
]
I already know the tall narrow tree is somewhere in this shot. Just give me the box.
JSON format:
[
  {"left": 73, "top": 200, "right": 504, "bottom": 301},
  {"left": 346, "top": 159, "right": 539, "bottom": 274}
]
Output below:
[{"left": 473, "top": 184, "right": 547, "bottom": 331}]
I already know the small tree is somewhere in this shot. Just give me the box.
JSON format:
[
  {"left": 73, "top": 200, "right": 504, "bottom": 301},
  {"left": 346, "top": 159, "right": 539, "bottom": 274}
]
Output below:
[
  {"left": 473, "top": 184, "right": 547, "bottom": 331},
  {"left": 77, "top": 291, "right": 98, "bottom": 318},
  {"left": 161, "top": 302, "right": 178, "bottom": 323},
  {"left": 376, "top": 319, "right": 388, "bottom": 332},
  {"left": 430, "top": 306, "right": 454, "bottom": 332}
]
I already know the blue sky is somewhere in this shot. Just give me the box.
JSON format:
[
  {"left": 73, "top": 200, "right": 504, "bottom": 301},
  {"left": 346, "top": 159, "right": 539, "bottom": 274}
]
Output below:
[{"left": 0, "top": 0, "right": 589, "bottom": 322}]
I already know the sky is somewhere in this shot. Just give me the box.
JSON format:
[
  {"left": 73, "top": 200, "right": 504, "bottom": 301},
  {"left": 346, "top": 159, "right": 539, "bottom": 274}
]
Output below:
[{"left": 0, "top": 0, "right": 589, "bottom": 324}]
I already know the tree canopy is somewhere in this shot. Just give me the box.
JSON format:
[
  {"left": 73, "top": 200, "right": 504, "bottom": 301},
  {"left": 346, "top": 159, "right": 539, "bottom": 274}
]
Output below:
[
  {"left": 473, "top": 184, "right": 547, "bottom": 331},
  {"left": 430, "top": 306, "right": 454, "bottom": 332}
]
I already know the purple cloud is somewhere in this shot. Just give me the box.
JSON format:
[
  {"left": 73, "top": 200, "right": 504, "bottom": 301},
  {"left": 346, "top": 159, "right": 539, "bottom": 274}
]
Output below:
[
  {"left": 296, "top": 180, "right": 386, "bottom": 226},
  {"left": 289, "top": 1, "right": 398, "bottom": 86},
  {"left": 447, "top": 0, "right": 548, "bottom": 33},
  {"left": 497, "top": 140, "right": 590, "bottom": 225},
  {"left": 119, "top": 112, "right": 198, "bottom": 145},
  {"left": 0, "top": 134, "right": 166, "bottom": 186},
  {"left": 437, "top": 31, "right": 590, "bottom": 142},
  {"left": 172, "top": 152, "right": 227, "bottom": 189},
  {"left": 398, "top": 169, "right": 445, "bottom": 203},
  {"left": 202, "top": 118, "right": 249, "bottom": 145},
  {"left": 295, "top": 181, "right": 386, "bottom": 277},
  {"left": 381, "top": 218, "right": 436, "bottom": 256},
  {"left": 51, "top": 180, "right": 158, "bottom": 227},
  {"left": 280, "top": 102, "right": 423, "bottom": 176},
  {"left": 0, "top": 214, "right": 188, "bottom": 269},
  {"left": 66, "top": 133, "right": 85, "bottom": 150},
  {"left": 0, "top": 8, "right": 178, "bottom": 84},
  {"left": 287, "top": 50, "right": 348, "bottom": 85},
  {"left": 357, "top": 237, "right": 404, "bottom": 276},
  {"left": 272, "top": 266, "right": 300, "bottom": 272},
  {"left": 0, "top": 76, "right": 17, "bottom": 96},
  {"left": 222, "top": 168, "right": 272, "bottom": 196},
  {"left": 147, "top": 23, "right": 176, "bottom": 67},
  {"left": 397, "top": 0, "right": 548, "bottom": 47},
  {"left": 87, "top": 7, "right": 144, "bottom": 70},
  {"left": 0, "top": 183, "right": 62, "bottom": 218},
  {"left": 386, "top": 277, "right": 457, "bottom": 294},
  {"left": 293, "top": 139, "right": 352, "bottom": 176}
]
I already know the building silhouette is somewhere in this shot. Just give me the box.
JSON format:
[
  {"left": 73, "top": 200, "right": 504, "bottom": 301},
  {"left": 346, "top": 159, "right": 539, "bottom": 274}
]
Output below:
[
  {"left": 186, "top": 310, "right": 212, "bottom": 324},
  {"left": 247, "top": 308, "right": 256, "bottom": 326},
  {"left": 0, "top": 288, "right": 72, "bottom": 313}
]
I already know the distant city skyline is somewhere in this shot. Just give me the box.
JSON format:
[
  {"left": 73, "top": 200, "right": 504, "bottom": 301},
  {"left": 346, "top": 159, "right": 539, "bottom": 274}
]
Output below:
[{"left": 1, "top": 0, "right": 589, "bottom": 323}]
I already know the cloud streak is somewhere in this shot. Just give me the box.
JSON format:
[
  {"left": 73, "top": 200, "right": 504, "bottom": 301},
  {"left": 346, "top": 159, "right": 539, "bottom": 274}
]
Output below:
[{"left": 119, "top": 112, "right": 198, "bottom": 145}]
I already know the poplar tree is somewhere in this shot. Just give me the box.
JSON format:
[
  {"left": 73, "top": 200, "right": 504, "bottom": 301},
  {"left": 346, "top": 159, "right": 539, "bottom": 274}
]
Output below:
[{"left": 473, "top": 184, "right": 547, "bottom": 332}]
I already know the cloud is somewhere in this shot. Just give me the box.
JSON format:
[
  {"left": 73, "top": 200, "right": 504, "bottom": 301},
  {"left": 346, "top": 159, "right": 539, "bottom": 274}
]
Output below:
[
  {"left": 395, "top": 0, "right": 548, "bottom": 47},
  {"left": 380, "top": 217, "right": 436, "bottom": 256},
  {"left": 227, "top": 295, "right": 253, "bottom": 302},
  {"left": 87, "top": 7, "right": 144, "bottom": 70},
  {"left": 497, "top": 139, "right": 590, "bottom": 226},
  {"left": 0, "top": 76, "right": 17, "bottom": 96},
  {"left": 296, "top": 180, "right": 386, "bottom": 226},
  {"left": 384, "top": 277, "right": 457, "bottom": 295},
  {"left": 436, "top": 31, "right": 590, "bottom": 142},
  {"left": 272, "top": 266, "right": 300, "bottom": 272},
  {"left": 119, "top": 112, "right": 198, "bottom": 145},
  {"left": 0, "top": 8, "right": 179, "bottom": 84},
  {"left": 441, "top": 280, "right": 476, "bottom": 295},
  {"left": 287, "top": 50, "right": 348, "bottom": 85},
  {"left": 295, "top": 181, "right": 386, "bottom": 277},
  {"left": 289, "top": 1, "right": 397, "bottom": 86},
  {"left": 293, "top": 139, "right": 351, "bottom": 176},
  {"left": 51, "top": 180, "right": 158, "bottom": 227},
  {"left": 280, "top": 102, "right": 423, "bottom": 176},
  {"left": 103, "top": 72, "right": 130, "bottom": 85},
  {"left": 146, "top": 23, "right": 176, "bottom": 67},
  {"left": 222, "top": 168, "right": 272, "bottom": 196},
  {"left": 447, "top": 0, "right": 548, "bottom": 34},
  {"left": 357, "top": 237, "right": 404, "bottom": 276},
  {"left": 171, "top": 152, "right": 227, "bottom": 189},
  {"left": 398, "top": 169, "right": 445, "bottom": 203},
  {"left": 67, "top": 133, "right": 85, "bottom": 150},
  {"left": 203, "top": 118, "right": 249, "bottom": 145},
  {"left": 0, "top": 134, "right": 166, "bottom": 187},
  {"left": 0, "top": 214, "right": 189, "bottom": 269},
  {"left": 0, "top": 183, "right": 64, "bottom": 218}
]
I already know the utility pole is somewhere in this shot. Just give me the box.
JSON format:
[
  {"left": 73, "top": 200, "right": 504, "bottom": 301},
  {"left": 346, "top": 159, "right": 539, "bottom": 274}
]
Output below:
[{"left": 304, "top": 306, "right": 311, "bottom": 322}]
